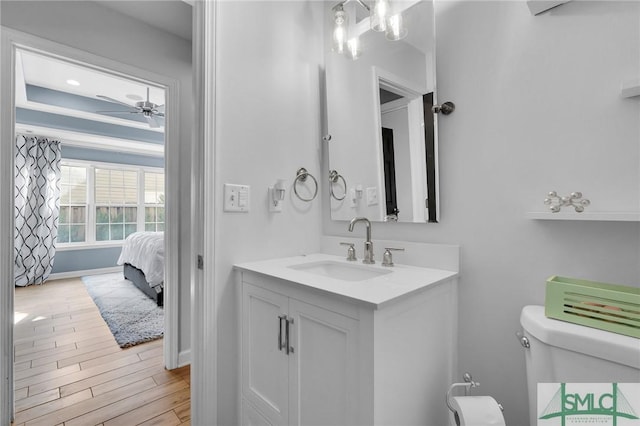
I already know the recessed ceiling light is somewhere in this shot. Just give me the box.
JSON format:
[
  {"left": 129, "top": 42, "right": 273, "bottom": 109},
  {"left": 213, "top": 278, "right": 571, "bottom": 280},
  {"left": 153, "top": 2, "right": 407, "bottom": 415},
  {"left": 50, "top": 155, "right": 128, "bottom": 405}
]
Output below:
[
  {"left": 66, "top": 79, "right": 80, "bottom": 86},
  {"left": 126, "top": 93, "right": 143, "bottom": 101}
]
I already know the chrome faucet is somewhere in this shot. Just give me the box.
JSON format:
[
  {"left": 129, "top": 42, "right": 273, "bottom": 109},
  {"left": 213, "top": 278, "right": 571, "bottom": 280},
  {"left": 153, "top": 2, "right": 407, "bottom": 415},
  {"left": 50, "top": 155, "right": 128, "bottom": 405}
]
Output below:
[{"left": 348, "top": 217, "right": 374, "bottom": 264}]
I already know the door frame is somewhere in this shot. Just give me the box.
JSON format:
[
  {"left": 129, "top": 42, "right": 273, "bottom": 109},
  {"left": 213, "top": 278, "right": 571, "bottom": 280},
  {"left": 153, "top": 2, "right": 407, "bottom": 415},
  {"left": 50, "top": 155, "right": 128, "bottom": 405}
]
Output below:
[
  {"left": 190, "top": 0, "right": 218, "bottom": 423},
  {"left": 0, "top": 27, "right": 181, "bottom": 422}
]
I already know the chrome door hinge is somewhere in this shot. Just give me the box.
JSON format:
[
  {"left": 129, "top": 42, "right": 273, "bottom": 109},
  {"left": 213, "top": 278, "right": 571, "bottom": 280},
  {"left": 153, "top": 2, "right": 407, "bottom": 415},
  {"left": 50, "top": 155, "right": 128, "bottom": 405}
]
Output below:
[{"left": 197, "top": 255, "right": 204, "bottom": 270}]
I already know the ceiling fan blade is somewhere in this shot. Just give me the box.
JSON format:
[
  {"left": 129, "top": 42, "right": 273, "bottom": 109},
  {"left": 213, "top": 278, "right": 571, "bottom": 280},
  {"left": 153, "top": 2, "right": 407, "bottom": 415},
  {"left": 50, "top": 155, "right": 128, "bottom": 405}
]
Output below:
[
  {"left": 95, "top": 110, "right": 137, "bottom": 114},
  {"left": 96, "top": 95, "right": 135, "bottom": 108},
  {"left": 145, "top": 115, "right": 160, "bottom": 128},
  {"left": 154, "top": 112, "right": 165, "bottom": 117}
]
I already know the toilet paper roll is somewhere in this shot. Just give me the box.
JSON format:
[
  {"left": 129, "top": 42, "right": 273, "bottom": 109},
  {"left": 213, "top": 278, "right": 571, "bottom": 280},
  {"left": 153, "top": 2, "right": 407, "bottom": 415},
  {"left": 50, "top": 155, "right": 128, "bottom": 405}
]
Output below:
[{"left": 451, "top": 396, "right": 505, "bottom": 426}]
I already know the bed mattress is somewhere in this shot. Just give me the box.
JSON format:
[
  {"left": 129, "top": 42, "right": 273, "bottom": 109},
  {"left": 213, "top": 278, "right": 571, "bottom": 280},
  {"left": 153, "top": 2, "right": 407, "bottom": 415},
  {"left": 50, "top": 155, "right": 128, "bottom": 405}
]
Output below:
[{"left": 117, "top": 231, "right": 164, "bottom": 287}]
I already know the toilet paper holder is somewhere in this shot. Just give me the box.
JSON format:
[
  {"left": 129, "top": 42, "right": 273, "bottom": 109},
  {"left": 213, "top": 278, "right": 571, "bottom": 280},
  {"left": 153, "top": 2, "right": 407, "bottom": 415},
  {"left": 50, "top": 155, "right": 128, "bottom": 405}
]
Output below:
[
  {"left": 446, "top": 373, "right": 504, "bottom": 418},
  {"left": 446, "top": 372, "right": 479, "bottom": 415}
]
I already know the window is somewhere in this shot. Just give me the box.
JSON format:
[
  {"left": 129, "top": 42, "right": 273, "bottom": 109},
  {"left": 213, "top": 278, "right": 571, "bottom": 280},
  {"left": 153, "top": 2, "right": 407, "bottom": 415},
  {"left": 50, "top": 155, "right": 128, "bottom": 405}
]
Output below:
[
  {"left": 95, "top": 168, "right": 138, "bottom": 241},
  {"left": 57, "top": 161, "right": 164, "bottom": 247},
  {"left": 58, "top": 165, "right": 87, "bottom": 243},
  {"left": 144, "top": 172, "right": 165, "bottom": 232}
]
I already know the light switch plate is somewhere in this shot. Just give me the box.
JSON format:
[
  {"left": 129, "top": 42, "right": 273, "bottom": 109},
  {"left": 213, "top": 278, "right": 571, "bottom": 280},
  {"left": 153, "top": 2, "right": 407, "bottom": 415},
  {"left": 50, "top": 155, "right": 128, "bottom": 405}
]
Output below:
[
  {"left": 366, "top": 187, "right": 378, "bottom": 206},
  {"left": 224, "top": 183, "right": 250, "bottom": 212}
]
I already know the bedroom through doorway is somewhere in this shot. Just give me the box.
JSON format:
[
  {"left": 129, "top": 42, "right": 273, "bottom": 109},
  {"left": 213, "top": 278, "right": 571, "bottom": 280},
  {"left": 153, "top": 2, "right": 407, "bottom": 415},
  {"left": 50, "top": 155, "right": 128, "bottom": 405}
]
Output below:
[{"left": 8, "top": 38, "right": 182, "bottom": 423}]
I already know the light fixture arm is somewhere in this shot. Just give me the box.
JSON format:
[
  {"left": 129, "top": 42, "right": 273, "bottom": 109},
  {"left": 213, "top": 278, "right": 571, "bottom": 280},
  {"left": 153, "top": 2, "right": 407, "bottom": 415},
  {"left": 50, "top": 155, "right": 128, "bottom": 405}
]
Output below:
[{"left": 332, "top": 0, "right": 370, "bottom": 13}]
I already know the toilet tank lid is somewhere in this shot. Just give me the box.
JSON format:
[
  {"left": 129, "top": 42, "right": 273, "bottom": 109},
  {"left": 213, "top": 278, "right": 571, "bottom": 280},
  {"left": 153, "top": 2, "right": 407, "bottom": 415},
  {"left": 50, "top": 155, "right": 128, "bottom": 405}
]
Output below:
[{"left": 520, "top": 305, "right": 640, "bottom": 370}]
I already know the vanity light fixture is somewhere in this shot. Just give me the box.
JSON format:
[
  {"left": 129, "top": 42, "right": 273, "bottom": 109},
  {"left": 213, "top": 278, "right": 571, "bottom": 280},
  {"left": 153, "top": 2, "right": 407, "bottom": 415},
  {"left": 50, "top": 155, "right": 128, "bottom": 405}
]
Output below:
[
  {"left": 331, "top": 0, "right": 407, "bottom": 60},
  {"left": 332, "top": 5, "right": 349, "bottom": 54},
  {"left": 385, "top": 13, "right": 407, "bottom": 41},
  {"left": 370, "top": 0, "right": 389, "bottom": 32},
  {"left": 346, "top": 37, "right": 362, "bottom": 60}
]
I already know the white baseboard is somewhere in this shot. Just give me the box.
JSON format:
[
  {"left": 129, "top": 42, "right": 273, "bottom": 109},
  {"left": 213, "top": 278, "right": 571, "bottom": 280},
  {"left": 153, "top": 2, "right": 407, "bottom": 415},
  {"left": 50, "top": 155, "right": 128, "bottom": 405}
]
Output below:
[
  {"left": 178, "top": 349, "right": 191, "bottom": 367},
  {"left": 48, "top": 266, "right": 121, "bottom": 281}
]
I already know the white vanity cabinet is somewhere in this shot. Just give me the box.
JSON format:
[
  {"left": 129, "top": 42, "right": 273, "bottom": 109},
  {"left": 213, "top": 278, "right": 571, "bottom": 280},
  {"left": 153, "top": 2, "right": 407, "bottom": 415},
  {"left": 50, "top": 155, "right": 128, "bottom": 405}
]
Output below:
[
  {"left": 241, "top": 280, "right": 360, "bottom": 426},
  {"left": 237, "top": 254, "right": 458, "bottom": 426}
]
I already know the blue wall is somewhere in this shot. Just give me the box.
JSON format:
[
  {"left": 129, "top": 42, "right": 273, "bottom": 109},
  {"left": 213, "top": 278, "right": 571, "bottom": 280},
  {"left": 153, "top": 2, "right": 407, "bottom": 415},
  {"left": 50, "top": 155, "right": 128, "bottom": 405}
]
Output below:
[{"left": 52, "top": 247, "right": 123, "bottom": 274}]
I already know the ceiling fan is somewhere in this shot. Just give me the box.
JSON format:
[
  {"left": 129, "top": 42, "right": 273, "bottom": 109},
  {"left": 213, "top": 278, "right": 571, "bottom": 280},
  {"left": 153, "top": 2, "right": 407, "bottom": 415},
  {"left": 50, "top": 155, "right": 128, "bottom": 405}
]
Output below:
[{"left": 96, "top": 87, "right": 165, "bottom": 128}]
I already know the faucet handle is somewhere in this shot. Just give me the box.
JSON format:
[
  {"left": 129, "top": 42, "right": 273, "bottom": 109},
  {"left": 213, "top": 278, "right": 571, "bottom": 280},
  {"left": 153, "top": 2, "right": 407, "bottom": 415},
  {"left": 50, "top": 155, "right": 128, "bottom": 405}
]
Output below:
[
  {"left": 340, "top": 242, "right": 357, "bottom": 261},
  {"left": 381, "top": 247, "right": 404, "bottom": 267}
]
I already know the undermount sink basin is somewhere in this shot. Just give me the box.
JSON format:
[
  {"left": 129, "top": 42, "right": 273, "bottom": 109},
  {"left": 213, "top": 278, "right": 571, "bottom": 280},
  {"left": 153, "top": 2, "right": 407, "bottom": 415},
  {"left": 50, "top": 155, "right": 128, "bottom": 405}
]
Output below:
[{"left": 288, "top": 260, "right": 392, "bottom": 282}]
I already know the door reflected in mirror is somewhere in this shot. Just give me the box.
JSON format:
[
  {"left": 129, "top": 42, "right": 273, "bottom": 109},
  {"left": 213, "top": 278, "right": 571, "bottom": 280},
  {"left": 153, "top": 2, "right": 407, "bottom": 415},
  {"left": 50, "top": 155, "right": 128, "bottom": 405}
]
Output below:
[{"left": 325, "top": 0, "right": 439, "bottom": 223}]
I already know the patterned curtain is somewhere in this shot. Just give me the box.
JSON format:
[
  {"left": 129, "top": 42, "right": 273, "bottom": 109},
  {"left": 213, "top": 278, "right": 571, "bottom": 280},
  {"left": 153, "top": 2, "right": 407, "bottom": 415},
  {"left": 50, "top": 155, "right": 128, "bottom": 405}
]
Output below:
[{"left": 14, "top": 135, "right": 62, "bottom": 286}]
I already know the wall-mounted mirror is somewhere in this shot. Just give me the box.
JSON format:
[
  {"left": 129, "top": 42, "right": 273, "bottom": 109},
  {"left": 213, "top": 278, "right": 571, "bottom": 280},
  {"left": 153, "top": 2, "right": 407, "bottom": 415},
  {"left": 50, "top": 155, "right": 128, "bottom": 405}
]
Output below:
[{"left": 324, "top": 0, "right": 439, "bottom": 223}]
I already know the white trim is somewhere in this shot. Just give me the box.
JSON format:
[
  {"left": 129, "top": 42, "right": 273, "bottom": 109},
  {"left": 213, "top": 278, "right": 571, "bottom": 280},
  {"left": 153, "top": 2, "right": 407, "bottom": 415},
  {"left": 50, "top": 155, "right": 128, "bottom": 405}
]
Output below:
[
  {"left": 1, "top": 27, "right": 17, "bottom": 424},
  {"left": 163, "top": 61, "right": 180, "bottom": 371},
  {"left": 191, "top": 1, "right": 217, "bottom": 423},
  {"left": 15, "top": 124, "right": 164, "bottom": 157},
  {"left": 48, "top": 266, "right": 121, "bottom": 281},
  {"left": 56, "top": 241, "right": 123, "bottom": 251},
  {"left": 61, "top": 158, "right": 163, "bottom": 172},
  {"left": 178, "top": 349, "right": 191, "bottom": 368},
  {"left": 0, "top": 29, "right": 182, "bottom": 425}
]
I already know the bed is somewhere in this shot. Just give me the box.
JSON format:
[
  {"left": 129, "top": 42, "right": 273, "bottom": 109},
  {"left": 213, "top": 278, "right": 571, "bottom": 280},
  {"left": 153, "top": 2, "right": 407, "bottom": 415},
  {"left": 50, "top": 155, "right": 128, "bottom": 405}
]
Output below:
[{"left": 117, "top": 231, "right": 164, "bottom": 306}]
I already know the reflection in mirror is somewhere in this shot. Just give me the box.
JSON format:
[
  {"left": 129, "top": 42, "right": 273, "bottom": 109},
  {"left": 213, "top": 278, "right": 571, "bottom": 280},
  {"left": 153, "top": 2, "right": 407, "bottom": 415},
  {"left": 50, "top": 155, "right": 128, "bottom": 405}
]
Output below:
[{"left": 325, "top": 0, "right": 438, "bottom": 223}]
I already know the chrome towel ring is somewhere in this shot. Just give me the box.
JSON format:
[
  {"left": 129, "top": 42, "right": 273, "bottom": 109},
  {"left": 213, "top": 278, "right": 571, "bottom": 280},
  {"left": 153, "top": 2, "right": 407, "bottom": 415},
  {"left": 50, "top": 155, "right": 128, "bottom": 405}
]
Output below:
[
  {"left": 293, "top": 168, "right": 318, "bottom": 202},
  {"left": 328, "top": 170, "right": 346, "bottom": 201}
]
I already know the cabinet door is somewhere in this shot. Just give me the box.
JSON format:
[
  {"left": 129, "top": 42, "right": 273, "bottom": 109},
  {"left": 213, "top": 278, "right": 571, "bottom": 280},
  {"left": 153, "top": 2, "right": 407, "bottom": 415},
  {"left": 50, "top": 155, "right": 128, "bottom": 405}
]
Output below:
[
  {"left": 288, "top": 299, "right": 360, "bottom": 426},
  {"left": 242, "top": 283, "right": 290, "bottom": 426},
  {"left": 242, "top": 398, "right": 274, "bottom": 426}
]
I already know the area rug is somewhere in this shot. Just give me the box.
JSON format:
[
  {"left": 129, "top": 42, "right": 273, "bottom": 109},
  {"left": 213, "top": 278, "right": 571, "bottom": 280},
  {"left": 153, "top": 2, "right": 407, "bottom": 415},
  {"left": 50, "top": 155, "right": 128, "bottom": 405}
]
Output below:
[{"left": 81, "top": 272, "right": 163, "bottom": 348}]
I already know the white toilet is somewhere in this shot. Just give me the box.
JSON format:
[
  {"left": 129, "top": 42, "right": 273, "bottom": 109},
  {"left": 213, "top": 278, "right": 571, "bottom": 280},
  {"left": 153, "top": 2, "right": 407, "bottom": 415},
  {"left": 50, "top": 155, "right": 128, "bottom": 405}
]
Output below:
[{"left": 520, "top": 305, "right": 640, "bottom": 426}]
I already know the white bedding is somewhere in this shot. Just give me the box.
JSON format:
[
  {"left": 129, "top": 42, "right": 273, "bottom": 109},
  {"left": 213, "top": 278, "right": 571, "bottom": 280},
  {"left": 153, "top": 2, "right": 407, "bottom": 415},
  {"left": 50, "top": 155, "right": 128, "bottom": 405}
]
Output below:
[{"left": 117, "top": 232, "right": 164, "bottom": 287}]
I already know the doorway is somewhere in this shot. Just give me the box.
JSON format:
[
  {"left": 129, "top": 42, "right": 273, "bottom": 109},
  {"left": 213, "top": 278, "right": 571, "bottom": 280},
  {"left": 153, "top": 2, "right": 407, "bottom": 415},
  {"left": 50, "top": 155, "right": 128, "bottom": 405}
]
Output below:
[{"left": 1, "top": 28, "right": 181, "bottom": 422}]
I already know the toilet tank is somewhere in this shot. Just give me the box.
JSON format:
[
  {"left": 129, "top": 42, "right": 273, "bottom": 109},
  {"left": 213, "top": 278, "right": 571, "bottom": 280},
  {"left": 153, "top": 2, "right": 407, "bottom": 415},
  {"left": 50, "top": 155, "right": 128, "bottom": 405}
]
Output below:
[{"left": 520, "top": 305, "right": 640, "bottom": 426}]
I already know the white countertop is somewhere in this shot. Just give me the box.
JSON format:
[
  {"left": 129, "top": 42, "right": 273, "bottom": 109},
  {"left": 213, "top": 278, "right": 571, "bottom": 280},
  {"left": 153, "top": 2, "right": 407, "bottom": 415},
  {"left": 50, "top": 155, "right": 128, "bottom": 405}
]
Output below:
[{"left": 234, "top": 253, "right": 458, "bottom": 309}]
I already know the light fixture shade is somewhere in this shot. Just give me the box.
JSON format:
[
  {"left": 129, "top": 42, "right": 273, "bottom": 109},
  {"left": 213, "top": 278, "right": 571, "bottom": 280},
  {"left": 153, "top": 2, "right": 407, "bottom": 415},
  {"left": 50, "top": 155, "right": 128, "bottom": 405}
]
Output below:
[
  {"left": 385, "top": 14, "right": 407, "bottom": 41},
  {"left": 332, "top": 8, "right": 349, "bottom": 54},
  {"left": 370, "top": 0, "right": 389, "bottom": 32},
  {"left": 346, "top": 37, "right": 362, "bottom": 60}
]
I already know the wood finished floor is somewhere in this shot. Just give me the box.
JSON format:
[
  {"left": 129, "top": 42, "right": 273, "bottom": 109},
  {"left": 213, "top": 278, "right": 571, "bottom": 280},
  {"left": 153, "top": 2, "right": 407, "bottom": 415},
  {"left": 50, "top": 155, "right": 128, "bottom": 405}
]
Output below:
[{"left": 12, "top": 277, "right": 190, "bottom": 426}]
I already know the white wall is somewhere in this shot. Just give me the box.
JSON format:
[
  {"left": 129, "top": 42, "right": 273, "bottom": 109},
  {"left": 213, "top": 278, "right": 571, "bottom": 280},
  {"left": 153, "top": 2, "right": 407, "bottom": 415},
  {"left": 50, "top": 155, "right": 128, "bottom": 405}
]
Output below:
[
  {"left": 325, "top": 1, "right": 640, "bottom": 423},
  {"left": 0, "top": 1, "right": 193, "bottom": 355},
  {"left": 214, "top": 2, "right": 325, "bottom": 424}
]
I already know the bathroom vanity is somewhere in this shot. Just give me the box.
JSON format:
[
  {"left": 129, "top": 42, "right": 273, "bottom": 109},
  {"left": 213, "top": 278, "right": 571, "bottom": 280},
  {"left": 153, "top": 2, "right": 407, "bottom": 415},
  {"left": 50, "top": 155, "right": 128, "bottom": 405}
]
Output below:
[{"left": 235, "top": 253, "right": 458, "bottom": 426}]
